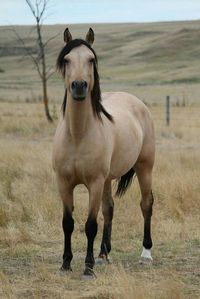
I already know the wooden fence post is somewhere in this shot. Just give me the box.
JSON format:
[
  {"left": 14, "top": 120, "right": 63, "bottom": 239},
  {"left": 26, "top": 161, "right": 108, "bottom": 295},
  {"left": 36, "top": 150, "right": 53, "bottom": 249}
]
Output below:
[{"left": 166, "top": 95, "right": 170, "bottom": 126}]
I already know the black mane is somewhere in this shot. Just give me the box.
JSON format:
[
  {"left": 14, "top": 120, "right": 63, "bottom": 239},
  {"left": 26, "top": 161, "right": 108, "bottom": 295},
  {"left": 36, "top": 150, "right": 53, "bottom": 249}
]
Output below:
[{"left": 56, "top": 39, "right": 113, "bottom": 122}]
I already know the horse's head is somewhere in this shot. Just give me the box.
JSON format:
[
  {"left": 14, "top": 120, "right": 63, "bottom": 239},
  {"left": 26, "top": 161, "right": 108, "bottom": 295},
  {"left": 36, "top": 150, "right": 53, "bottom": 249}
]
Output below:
[
  {"left": 57, "top": 28, "right": 113, "bottom": 122},
  {"left": 57, "top": 28, "right": 97, "bottom": 102}
]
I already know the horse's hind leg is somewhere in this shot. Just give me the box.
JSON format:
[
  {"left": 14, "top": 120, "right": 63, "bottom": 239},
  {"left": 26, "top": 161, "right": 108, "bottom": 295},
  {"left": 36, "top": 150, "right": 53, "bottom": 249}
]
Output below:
[
  {"left": 135, "top": 161, "right": 154, "bottom": 263},
  {"left": 96, "top": 180, "right": 114, "bottom": 264}
]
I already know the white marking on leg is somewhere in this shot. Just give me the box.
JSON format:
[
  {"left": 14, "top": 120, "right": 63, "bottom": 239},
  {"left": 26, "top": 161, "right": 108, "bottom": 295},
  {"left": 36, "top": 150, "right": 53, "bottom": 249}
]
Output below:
[{"left": 141, "top": 247, "right": 152, "bottom": 260}]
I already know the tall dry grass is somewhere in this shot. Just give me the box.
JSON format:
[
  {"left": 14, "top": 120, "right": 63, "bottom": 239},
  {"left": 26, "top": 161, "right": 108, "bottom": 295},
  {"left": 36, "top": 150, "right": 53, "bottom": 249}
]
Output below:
[{"left": 0, "top": 102, "right": 200, "bottom": 298}]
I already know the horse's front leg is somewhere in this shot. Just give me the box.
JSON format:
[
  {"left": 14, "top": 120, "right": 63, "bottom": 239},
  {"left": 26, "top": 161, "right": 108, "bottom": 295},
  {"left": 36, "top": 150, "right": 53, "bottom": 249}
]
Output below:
[
  {"left": 83, "top": 177, "right": 104, "bottom": 277},
  {"left": 96, "top": 180, "right": 114, "bottom": 264},
  {"left": 57, "top": 175, "right": 74, "bottom": 272}
]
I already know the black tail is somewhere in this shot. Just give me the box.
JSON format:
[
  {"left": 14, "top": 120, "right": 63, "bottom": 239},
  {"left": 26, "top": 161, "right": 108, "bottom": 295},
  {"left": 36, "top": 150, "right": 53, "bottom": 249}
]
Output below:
[{"left": 115, "top": 168, "right": 135, "bottom": 197}]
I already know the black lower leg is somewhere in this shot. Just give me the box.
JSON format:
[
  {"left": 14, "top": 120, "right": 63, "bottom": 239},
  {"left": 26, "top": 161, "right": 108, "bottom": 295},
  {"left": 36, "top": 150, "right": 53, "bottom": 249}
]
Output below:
[
  {"left": 99, "top": 205, "right": 113, "bottom": 257},
  {"left": 142, "top": 191, "right": 154, "bottom": 250},
  {"left": 84, "top": 217, "right": 98, "bottom": 273},
  {"left": 100, "top": 223, "right": 112, "bottom": 256},
  {"left": 143, "top": 217, "right": 152, "bottom": 249},
  {"left": 61, "top": 209, "right": 74, "bottom": 271}
]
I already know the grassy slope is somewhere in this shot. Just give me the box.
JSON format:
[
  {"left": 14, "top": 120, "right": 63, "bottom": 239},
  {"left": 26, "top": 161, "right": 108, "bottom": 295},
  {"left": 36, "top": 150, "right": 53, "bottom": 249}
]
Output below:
[{"left": 1, "top": 21, "right": 200, "bottom": 104}]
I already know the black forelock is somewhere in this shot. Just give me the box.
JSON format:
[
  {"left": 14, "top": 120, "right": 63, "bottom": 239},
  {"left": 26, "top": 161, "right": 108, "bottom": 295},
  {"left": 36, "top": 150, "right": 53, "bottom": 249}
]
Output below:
[{"left": 57, "top": 39, "right": 97, "bottom": 76}]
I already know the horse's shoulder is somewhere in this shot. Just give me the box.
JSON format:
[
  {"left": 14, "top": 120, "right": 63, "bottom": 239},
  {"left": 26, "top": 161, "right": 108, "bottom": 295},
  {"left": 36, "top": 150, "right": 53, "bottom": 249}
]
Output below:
[
  {"left": 102, "top": 91, "right": 139, "bottom": 103},
  {"left": 102, "top": 92, "right": 116, "bottom": 102},
  {"left": 102, "top": 92, "right": 146, "bottom": 112}
]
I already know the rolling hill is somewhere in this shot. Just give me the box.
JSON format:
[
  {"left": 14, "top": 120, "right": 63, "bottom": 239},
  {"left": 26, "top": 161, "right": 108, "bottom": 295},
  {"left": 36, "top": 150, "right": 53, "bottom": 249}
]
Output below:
[{"left": 0, "top": 21, "right": 200, "bottom": 103}]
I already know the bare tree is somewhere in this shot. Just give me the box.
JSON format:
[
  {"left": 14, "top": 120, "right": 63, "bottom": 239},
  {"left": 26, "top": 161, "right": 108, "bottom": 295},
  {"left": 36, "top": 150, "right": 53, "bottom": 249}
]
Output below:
[
  {"left": 26, "top": 0, "right": 54, "bottom": 122},
  {"left": 13, "top": 0, "right": 57, "bottom": 122}
]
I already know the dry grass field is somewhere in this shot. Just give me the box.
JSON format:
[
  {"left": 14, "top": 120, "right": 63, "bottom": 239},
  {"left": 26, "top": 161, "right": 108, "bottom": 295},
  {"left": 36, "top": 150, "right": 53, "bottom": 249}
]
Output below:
[
  {"left": 0, "top": 21, "right": 200, "bottom": 298},
  {"left": 0, "top": 102, "right": 200, "bottom": 299}
]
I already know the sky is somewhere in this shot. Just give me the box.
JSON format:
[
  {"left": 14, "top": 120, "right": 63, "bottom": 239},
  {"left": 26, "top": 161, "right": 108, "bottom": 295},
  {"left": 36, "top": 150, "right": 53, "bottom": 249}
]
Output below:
[{"left": 0, "top": 0, "right": 200, "bottom": 25}]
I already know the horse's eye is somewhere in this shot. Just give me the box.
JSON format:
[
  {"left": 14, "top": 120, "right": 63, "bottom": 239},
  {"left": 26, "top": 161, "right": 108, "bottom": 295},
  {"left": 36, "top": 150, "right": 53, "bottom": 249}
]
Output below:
[{"left": 89, "top": 58, "right": 95, "bottom": 64}]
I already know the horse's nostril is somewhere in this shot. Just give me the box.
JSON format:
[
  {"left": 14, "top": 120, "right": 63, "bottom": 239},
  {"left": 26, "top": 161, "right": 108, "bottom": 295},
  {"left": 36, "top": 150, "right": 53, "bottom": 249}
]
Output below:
[
  {"left": 83, "top": 81, "right": 87, "bottom": 89},
  {"left": 71, "top": 81, "right": 76, "bottom": 90}
]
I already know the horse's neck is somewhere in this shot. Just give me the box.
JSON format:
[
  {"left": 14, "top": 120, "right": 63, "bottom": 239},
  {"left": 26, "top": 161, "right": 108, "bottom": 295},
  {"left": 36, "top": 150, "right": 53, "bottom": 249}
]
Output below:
[{"left": 65, "top": 95, "right": 94, "bottom": 142}]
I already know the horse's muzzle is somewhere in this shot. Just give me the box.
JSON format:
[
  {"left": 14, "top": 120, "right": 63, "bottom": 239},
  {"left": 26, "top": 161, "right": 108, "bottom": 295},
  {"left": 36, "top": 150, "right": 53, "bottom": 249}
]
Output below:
[{"left": 71, "top": 80, "right": 88, "bottom": 101}]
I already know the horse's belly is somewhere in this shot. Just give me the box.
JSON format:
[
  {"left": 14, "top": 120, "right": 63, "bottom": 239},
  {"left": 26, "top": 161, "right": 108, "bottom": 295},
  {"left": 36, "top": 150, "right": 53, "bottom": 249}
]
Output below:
[
  {"left": 109, "top": 144, "right": 142, "bottom": 179},
  {"left": 109, "top": 117, "right": 143, "bottom": 179}
]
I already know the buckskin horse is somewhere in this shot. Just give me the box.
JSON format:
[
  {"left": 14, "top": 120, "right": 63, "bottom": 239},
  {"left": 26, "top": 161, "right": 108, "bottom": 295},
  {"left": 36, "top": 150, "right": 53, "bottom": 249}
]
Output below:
[{"left": 52, "top": 28, "right": 155, "bottom": 278}]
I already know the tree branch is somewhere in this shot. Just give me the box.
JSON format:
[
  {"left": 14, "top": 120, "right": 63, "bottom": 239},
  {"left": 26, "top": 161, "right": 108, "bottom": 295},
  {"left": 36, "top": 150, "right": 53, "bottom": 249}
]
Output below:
[
  {"left": 43, "top": 31, "right": 61, "bottom": 48},
  {"left": 36, "top": 0, "right": 40, "bottom": 20},
  {"left": 46, "top": 69, "right": 56, "bottom": 81},
  {"left": 39, "top": 0, "right": 47, "bottom": 20},
  {"left": 11, "top": 26, "right": 43, "bottom": 79},
  {"left": 25, "top": 0, "right": 37, "bottom": 19}
]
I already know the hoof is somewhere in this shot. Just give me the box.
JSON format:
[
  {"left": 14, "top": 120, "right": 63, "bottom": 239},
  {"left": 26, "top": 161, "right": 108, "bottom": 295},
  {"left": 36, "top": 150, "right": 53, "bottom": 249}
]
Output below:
[
  {"left": 95, "top": 255, "right": 111, "bottom": 265},
  {"left": 139, "top": 256, "right": 153, "bottom": 265},
  {"left": 60, "top": 266, "right": 72, "bottom": 273},
  {"left": 82, "top": 267, "right": 96, "bottom": 280},
  {"left": 139, "top": 247, "right": 153, "bottom": 265}
]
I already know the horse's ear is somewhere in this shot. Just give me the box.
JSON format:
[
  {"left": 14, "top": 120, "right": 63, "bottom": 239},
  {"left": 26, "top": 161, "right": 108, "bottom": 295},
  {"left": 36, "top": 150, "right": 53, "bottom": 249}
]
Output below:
[
  {"left": 64, "top": 28, "right": 72, "bottom": 44},
  {"left": 86, "top": 28, "right": 94, "bottom": 45}
]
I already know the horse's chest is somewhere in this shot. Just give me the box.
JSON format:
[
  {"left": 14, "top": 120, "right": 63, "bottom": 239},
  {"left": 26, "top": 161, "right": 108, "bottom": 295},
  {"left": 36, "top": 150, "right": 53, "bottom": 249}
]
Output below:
[{"left": 58, "top": 146, "right": 98, "bottom": 184}]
